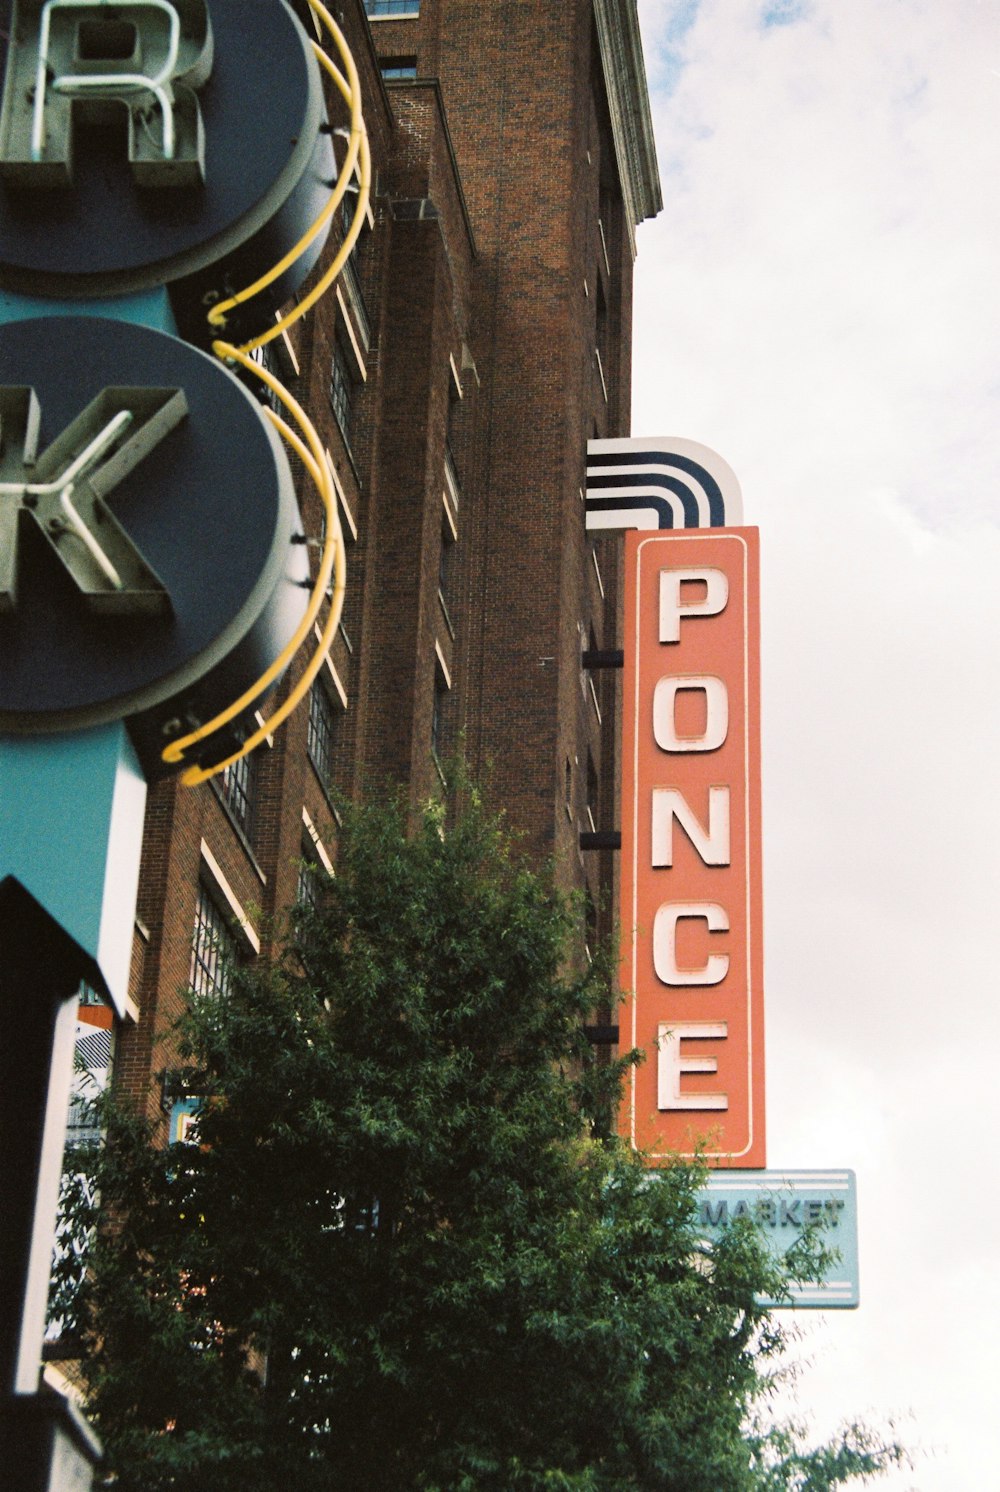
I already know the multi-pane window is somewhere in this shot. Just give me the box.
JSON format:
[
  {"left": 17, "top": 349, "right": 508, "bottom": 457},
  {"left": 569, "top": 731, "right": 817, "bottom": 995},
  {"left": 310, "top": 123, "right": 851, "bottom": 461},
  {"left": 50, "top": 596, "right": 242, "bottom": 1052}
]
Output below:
[
  {"left": 247, "top": 340, "right": 283, "bottom": 415},
  {"left": 438, "top": 519, "right": 455, "bottom": 632},
  {"left": 584, "top": 883, "right": 598, "bottom": 962},
  {"left": 365, "top": 0, "right": 419, "bottom": 15},
  {"left": 380, "top": 57, "right": 417, "bottom": 79},
  {"left": 190, "top": 883, "right": 239, "bottom": 998},
  {"left": 586, "top": 750, "right": 599, "bottom": 832},
  {"left": 297, "top": 837, "right": 323, "bottom": 915},
  {"left": 431, "top": 664, "right": 448, "bottom": 761},
  {"left": 307, "top": 681, "right": 339, "bottom": 788},
  {"left": 329, "top": 335, "right": 355, "bottom": 443},
  {"left": 218, "top": 751, "right": 256, "bottom": 841}
]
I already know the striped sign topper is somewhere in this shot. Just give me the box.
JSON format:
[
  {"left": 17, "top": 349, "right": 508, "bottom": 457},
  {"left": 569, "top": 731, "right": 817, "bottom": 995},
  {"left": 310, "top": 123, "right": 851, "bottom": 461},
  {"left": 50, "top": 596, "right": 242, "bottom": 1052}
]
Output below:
[{"left": 586, "top": 438, "right": 743, "bottom": 531}]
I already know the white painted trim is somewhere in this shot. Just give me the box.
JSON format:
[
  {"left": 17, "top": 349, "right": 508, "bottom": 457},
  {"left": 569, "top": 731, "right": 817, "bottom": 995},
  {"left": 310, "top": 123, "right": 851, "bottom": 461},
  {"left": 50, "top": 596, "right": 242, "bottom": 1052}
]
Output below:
[
  {"left": 312, "top": 624, "right": 349, "bottom": 708},
  {"left": 302, "top": 806, "right": 335, "bottom": 877},
  {"left": 253, "top": 709, "right": 274, "bottom": 747},
  {"left": 335, "top": 285, "right": 367, "bottom": 381},
  {"left": 325, "top": 448, "right": 358, "bottom": 540},
  {"left": 588, "top": 674, "right": 602, "bottom": 724},
  {"left": 272, "top": 315, "right": 300, "bottom": 378},
  {"left": 199, "top": 840, "right": 260, "bottom": 954},
  {"left": 591, "top": 544, "right": 605, "bottom": 598},
  {"left": 598, "top": 216, "right": 611, "bottom": 277},
  {"left": 441, "top": 489, "right": 458, "bottom": 541},
  {"left": 449, "top": 352, "right": 463, "bottom": 399},
  {"left": 595, "top": 345, "right": 609, "bottom": 404},
  {"left": 434, "top": 638, "right": 452, "bottom": 690}
]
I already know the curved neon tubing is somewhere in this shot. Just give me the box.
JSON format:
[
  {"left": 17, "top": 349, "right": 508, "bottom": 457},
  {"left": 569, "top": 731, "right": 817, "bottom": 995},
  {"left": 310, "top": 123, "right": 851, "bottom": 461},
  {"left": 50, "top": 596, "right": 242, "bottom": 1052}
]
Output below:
[
  {"left": 242, "top": 118, "right": 369, "bottom": 353},
  {"left": 179, "top": 486, "right": 346, "bottom": 785},
  {"left": 168, "top": 0, "right": 363, "bottom": 784},
  {"left": 206, "top": 2, "right": 367, "bottom": 344},
  {"left": 176, "top": 403, "right": 346, "bottom": 784},
  {"left": 161, "top": 343, "right": 344, "bottom": 778},
  {"left": 236, "top": 49, "right": 370, "bottom": 354}
]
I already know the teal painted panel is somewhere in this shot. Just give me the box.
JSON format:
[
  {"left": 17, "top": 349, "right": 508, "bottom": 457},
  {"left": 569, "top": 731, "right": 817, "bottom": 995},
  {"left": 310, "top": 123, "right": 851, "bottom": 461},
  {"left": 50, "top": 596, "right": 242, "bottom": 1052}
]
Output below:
[
  {"left": 0, "top": 725, "right": 146, "bottom": 1015},
  {"left": 698, "top": 1169, "right": 859, "bottom": 1309},
  {"left": 0, "top": 286, "right": 177, "bottom": 332}
]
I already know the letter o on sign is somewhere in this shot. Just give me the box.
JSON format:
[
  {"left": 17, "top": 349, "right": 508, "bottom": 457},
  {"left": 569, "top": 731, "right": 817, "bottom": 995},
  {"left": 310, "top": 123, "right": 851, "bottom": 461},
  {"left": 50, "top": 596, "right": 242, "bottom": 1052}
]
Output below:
[{"left": 653, "top": 675, "right": 728, "bottom": 752}]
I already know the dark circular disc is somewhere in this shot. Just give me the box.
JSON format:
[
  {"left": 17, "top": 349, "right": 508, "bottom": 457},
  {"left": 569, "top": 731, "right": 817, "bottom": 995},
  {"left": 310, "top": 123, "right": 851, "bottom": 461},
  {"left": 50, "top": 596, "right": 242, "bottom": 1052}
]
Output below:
[
  {"left": 0, "top": 0, "right": 323, "bottom": 295},
  {"left": 0, "top": 315, "right": 304, "bottom": 730}
]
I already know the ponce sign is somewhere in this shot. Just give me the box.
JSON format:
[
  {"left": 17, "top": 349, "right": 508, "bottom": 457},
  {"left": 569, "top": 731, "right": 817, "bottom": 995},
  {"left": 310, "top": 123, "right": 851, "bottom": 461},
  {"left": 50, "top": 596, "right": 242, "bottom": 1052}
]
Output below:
[{"left": 619, "top": 528, "right": 765, "bottom": 1167}]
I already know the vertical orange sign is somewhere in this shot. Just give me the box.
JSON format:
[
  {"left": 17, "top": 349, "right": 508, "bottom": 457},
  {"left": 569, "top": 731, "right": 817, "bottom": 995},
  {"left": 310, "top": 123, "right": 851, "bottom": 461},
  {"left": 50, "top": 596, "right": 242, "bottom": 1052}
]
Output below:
[{"left": 619, "top": 528, "right": 765, "bottom": 1167}]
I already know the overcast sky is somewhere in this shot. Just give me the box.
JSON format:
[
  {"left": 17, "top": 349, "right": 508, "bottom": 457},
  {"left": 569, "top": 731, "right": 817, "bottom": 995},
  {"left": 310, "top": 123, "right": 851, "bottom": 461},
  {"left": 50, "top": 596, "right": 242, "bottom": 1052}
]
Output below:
[{"left": 632, "top": 3, "right": 1000, "bottom": 1486}]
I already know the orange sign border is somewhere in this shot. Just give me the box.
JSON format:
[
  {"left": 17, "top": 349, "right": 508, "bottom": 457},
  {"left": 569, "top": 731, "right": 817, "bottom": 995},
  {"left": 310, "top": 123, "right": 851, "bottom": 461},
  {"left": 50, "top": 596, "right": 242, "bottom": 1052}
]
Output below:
[{"left": 619, "top": 527, "right": 765, "bottom": 1167}]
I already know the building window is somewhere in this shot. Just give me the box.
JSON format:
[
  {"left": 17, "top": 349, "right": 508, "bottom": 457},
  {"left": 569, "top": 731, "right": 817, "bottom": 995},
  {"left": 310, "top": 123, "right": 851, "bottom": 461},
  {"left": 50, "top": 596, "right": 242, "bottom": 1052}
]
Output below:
[
  {"left": 366, "top": 0, "right": 420, "bottom": 15},
  {"left": 380, "top": 56, "right": 417, "bottom": 79},
  {"left": 307, "top": 680, "right": 339, "bottom": 788},
  {"left": 586, "top": 749, "right": 599, "bottom": 833},
  {"left": 245, "top": 340, "right": 284, "bottom": 415},
  {"left": 66, "top": 1004, "right": 114, "bottom": 1148},
  {"left": 431, "top": 659, "right": 450, "bottom": 763},
  {"left": 217, "top": 751, "right": 257, "bottom": 842},
  {"left": 297, "top": 835, "right": 324, "bottom": 916},
  {"left": 438, "top": 518, "right": 455, "bottom": 635},
  {"left": 329, "top": 334, "right": 356, "bottom": 444},
  {"left": 584, "top": 883, "right": 598, "bottom": 962},
  {"left": 190, "top": 883, "right": 240, "bottom": 999}
]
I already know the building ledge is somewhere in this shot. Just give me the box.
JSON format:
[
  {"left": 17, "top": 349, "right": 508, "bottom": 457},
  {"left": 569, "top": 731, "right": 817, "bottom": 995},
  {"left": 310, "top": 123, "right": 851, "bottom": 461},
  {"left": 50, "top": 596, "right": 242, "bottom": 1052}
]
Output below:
[{"left": 593, "top": 0, "right": 663, "bottom": 255}]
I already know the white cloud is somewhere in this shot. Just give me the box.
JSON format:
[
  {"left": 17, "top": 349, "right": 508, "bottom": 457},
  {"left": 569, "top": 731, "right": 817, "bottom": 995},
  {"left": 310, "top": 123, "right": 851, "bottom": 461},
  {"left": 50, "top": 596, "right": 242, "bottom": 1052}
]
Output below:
[{"left": 634, "top": 3, "right": 1000, "bottom": 1485}]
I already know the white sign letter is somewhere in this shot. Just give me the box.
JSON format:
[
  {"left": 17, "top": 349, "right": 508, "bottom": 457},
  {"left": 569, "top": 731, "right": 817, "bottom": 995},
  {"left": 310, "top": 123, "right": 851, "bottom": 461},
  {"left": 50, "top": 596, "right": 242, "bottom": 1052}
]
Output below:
[
  {"left": 659, "top": 566, "right": 728, "bottom": 642},
  {"left": 653, "top": 902, "right": 729, "bottom": 986},
  {"left": 657, "top": 1021, "right": 728, "bottom": 1110},
  {"left": 651, "top": 786, "right": 730, "bottom": 868},
  {"left": 653, "top": 676, "right": 728, "bottom": 752},
  {"left": 0, "top": 1, "right": 213, "bottom": 189}
]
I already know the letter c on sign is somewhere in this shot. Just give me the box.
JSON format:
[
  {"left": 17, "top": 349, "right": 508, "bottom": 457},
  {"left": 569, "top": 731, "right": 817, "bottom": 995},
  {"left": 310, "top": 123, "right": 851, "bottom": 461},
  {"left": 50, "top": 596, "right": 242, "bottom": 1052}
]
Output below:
[
  {"left": 653, "top": 675, "right": 728, "bottom": 752},
  {"left": 653, "top": 902, "right": 729, "bottom": 986}
]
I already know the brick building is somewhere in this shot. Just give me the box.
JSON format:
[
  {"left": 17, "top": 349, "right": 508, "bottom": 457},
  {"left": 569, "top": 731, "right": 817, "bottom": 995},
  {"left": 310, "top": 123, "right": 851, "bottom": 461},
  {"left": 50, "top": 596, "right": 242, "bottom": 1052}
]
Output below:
[{"left": 94, "top": 0, "right": 661, "bottom": 1134}]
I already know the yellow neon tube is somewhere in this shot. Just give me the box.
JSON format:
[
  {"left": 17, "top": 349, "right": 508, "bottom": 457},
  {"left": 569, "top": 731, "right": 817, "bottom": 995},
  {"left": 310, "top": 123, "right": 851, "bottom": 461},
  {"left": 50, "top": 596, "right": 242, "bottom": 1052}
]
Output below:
[
  {"left": 161, "top": 344, "right": 344, "bottom": 780},
  {"left": 207, "top": 1, "right": 368, "bottom": 349},
  {"left": 168, "top": 0, "right": 365, "bottom": 785},
  {"left": 236, "top": 50, "right": 370, "bottom": 355}
]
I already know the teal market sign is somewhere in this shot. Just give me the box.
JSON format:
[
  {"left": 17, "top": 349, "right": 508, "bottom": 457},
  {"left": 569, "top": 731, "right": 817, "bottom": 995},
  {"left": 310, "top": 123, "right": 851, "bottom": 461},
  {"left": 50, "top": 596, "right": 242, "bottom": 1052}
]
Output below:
[{"left": 699, "top": 1169, "right": 859, "bottom": 1309}]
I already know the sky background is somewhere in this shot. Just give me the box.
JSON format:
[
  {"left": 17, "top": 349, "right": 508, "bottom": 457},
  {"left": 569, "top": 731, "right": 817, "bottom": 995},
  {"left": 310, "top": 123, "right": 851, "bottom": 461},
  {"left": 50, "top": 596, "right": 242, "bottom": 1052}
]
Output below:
[{"left": 632, "top": 3, "right": 1000, "bottom": 1487}]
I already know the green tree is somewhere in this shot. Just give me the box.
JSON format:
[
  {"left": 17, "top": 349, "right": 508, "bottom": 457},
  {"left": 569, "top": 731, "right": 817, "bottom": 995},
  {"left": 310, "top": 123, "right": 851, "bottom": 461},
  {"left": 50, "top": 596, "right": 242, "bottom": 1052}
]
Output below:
[{"left": 59, "top": 791, "right": 906, "bottom": 1490}]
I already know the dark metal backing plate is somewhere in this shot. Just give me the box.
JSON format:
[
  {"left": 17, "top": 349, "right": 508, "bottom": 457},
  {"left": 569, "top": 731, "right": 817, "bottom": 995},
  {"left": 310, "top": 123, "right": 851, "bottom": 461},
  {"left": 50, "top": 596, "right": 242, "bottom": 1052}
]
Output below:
[
  {"left": 0, "top": 315, "right": 302, "bottom": 727},
  {"left": 0, "top": 0, "right": 322, "bottom": 294}
]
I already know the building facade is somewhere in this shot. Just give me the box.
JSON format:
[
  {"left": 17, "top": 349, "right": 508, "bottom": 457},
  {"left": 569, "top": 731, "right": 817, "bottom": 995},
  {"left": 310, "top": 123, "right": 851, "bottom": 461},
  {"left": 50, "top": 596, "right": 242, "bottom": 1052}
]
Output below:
[{"left": 100, "top": 0, "right": 661, "bottom": 1133}]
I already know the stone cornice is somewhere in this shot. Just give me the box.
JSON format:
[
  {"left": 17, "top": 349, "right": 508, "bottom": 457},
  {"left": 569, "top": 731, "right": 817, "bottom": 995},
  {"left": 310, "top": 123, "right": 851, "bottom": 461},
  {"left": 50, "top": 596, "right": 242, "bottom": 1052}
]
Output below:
[{"left": 593, "top": 0, "right": 663, "bottom": 257}]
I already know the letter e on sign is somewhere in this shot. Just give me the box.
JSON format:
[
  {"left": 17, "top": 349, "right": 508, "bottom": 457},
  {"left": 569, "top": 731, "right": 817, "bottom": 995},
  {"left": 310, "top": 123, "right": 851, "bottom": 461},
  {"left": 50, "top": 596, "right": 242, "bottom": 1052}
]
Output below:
[{"left": 619, "top": 528, "right": 765, "bottom": 1167}]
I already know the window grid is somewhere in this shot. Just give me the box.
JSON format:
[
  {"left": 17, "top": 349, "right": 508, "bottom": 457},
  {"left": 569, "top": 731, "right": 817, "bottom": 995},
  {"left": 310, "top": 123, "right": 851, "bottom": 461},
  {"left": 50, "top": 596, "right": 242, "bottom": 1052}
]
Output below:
[
  {"left": 431, "top": 667, "right": 448, "bottom": 761},
  {"left": 297, "top": 845, "right": 323, "bottom": 915},
  {"left": 444, "top": 440, "right": 461, "bottom": 511},
  {"left": 381, "top": 58, "right": 417, "bottom": 79},
  {"left": 219, "top": 751, "right": 256, "bottom": 840},
  {"left": 247, "top": 341, "right": 282, "bottom": 414},
  {"left": 308, "top": 682, "right": 338, "bottom": 787},
  {"left": 365, "top": 0, "right": 419, "bottom": 15},
  {"left": 190, "top": 884, "right": 239, "bottom": 999},
  {"left": 329, "top": 336, "right": 354, "bottom": 442}
]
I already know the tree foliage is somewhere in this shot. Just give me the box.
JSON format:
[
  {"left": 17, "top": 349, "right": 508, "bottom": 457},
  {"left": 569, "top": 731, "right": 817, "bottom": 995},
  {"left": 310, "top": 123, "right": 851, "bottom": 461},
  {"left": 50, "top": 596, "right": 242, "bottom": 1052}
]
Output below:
[{"left": 58, "top": 791, "right": 906, "bottom": 1490}]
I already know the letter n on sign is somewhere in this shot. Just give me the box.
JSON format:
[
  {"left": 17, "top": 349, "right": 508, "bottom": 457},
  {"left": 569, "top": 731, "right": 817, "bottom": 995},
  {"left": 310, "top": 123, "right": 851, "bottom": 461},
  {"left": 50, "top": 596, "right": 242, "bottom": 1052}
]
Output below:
[{"left": 619, "top": 528, "right": 765, "bottom": 1167}]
